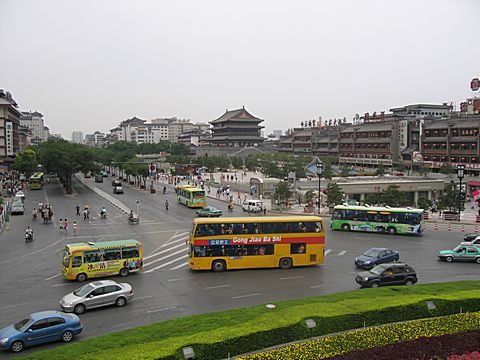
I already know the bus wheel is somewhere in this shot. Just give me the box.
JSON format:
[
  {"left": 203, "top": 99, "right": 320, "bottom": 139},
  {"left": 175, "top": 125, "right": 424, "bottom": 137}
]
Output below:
[
  {"left": 76, "top": 273, "right": 87, "bottom": 282},
  {"left": 279, "top": 257, "right": 293, "bottom": 269},
  {"left": 212, "top": 260, "right": 226, "bottom": 272},
  {"left": 119, "top": 268, "right": 129, "bottom": 277},
  {"left": 341, "top": 224, "right": 351, "bottom": 232},
  {"left": 387, "top": 227, "right": 397, "bottom": 235}
]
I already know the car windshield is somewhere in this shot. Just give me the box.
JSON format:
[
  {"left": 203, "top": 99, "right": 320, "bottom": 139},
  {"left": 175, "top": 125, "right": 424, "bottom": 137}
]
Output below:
[
  {"left": 363, "top": 249, "right": 381, "bottom": 258},
  {"left": 369, "top": 264, "right": 388, "bottom": 275},
  {"left": 453, "top": 245, "right": 463, "bottom": 252},
  {"left": 74, "top": 284, "right": 94, "bottom": 297},
  {"left": 14, "top": 318, "right": 31, "bottom": 331}
]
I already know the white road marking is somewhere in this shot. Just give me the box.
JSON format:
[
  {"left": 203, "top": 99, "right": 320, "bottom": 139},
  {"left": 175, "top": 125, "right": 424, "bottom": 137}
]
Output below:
[
  {"left": 169, "top": 262, "right": 189, "bottom": 270},
  {"left": 324, "top": 249, "right": 332, "bottom": 256},
  {"left": 337, "top": 250, "right": 347, "bottom": 256},
  {"left": 44, "top": 274, "right": 61, "bottom": 281},
  {"left": 167, "top": 277, "right": 193, "bottom": 282},
  {"left": 147, "top": 306, "right": 176, "bottom": 313},
  {"left": 205, "top": 284, "right": 231, "bottom": 290},
  {"left": 310, "top": 284, "right": 323, "bottom": 289},
  {"left": 0, "top": 303, "right": 29, "bottom": 310},
  {"left": 0, "top": 237, "right": 67, "bottom": 265},
  {"left": 144, "top": 243, "right": 187, "bottom": 260},
  {"left": 279, "top": 276, "right": 304, "bottom": 281},
  {"left": 162, "top": 236, "right": 189, "bottom": 246},
  {"left": 171, "top": 232, "right": 189, "bottom": 239},
  {"left": 144, "top": 255, "right": 189, "bottom": 273},
  {"left": 51, "top": 283, "right": 71, "bottom": 287},
  {"left": 143, "top": 249, "right": 187, "bottom": 268},
  {"left": 232, "top": 293, "right": 262, "bottom": 299},
  {"left": 62, "top": 229, "right": 181, "bottom": 240}
]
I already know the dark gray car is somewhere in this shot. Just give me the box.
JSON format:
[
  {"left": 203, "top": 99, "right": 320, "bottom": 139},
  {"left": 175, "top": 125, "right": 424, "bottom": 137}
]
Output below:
[{"left": 60, "top": 280, "right": 133, "bottom": 315}]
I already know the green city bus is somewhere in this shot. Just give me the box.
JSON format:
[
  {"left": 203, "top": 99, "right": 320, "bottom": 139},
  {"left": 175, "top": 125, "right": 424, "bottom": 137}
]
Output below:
[
  {"left": 177, "top": 187, "right": 207, "bottom": 208},
  {"left": 331, "top": 205, "right": 423, "bottom": 235},
  {"left": 28, "top": 172, "right": 44, "bottom": 190}
]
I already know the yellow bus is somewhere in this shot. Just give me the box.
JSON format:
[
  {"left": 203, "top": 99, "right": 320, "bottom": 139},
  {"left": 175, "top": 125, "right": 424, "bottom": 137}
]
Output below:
[
  {"left": 188, "top": 216, "right": 325, "bottom": 271},
  {"left": 28, "top": 172, "right": 44, "bottom": 190},
  {"left": 62, "top": 239, "right": 143, "bottom": 282},
  {"left": 177, "top": 186, "right": 207, "bottom": 208}
]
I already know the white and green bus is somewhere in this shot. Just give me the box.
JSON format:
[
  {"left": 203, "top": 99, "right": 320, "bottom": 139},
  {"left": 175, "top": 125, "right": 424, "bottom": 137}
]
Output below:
[
  {"left": 331, "top": 205, "right": 423, "bottom": 235},
  {"left": 177, "top": 187, "right": 207, "bottom": 208}
]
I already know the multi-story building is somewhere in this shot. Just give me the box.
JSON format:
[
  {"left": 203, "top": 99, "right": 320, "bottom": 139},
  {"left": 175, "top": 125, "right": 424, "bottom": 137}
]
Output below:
[
  {"left": 18, "top": 126, "right": 31, "bottom": 151},
  {"left": 0, "top": 90, "right": 21, "bottom": 168},
  {"left": 209, "top": 107, "right": 264, "bottom": 147},
  {"left": 84, "top": 131, "right": 106, "bottom": 147},
  {"left": 71, "top": 131, "right": 84, "bottom": 144},
  {"left": 20, "top": 111, "right": 47, "bottom": 142}
]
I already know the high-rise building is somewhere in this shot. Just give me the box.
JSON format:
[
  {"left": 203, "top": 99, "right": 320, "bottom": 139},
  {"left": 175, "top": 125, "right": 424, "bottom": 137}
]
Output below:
[{"left": 71, "top": 131, "right": 84, "bottom": 144}]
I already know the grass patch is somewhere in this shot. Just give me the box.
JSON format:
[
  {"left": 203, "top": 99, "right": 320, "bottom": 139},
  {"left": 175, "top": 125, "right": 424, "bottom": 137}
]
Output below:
[{"left": 22, "top": 280, "right": 480, "bottom": 360}]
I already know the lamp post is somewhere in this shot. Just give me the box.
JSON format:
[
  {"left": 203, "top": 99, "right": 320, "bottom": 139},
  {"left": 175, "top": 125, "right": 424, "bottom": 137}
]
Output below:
[
  {"left": 456, "top": 164, "right": 465, "bottom": 222},
  {"left": 316, "top": 161, "right": 324, "bottom": 214}
]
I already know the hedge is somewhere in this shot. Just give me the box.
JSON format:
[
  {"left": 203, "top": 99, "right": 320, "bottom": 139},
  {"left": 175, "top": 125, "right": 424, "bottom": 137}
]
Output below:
[
  {"left": 22, "top": 281, "right": 480, "bottom": 360},
  {"left": 239, "top": 312, "right": 480, "bottom": 359}
]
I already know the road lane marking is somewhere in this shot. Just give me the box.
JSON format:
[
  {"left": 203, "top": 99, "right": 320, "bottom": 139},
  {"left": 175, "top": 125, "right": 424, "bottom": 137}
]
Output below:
[
  {"left": 279, "top": 276, "right": 304, "bottom": 281},
  {"left": 44, "top": 274, "right": 61, "bottom": 281},
  {"left": 144, "top": 243, "right": 187, "bottom": 260},
  {"left": 0, "top": 303, "right": 29, "bottom": 310},
  {"left": 205, "top": 284, "right": 231, "bottom": 290},
  {"left": 131, "top": 296, "right": 153, "bottom": 301},
  {"left": 51, "top": 283, "right": 71, "bottom": 287},
  {"left": 62, "top": 229, "right": 181, "bottom": 240},
  {"left": 171, "top": 232, "right": 189, "bottom": 239},
  {"left": 167, "top": 277, "right": 194, "bottom": 282},
  {"left": 169, "top": 262, "right": 189, "bottom": 270},
  {"left": 310, "top": 284, "right": 323, "bottom": 289},
  {"left": 324, "top": 249, "right": 332, "bottom": 256},
  {"left": 144, "top": 255, "right": 189, "bottom": 273},
  {"left": 0, "top": 237, "right": 67, "bottom": 265},
  {"left": 147, "top": 306, "right": 176, "bottom": 313},
  {"left": 232, "top": 293, "right": 262, "bottom": 299},
  {"left": 163, "top": 236, "right": 189, "bottom": 246},
  {"left": 337, "top": 250, "right": 347, "bottom": 256},
  {"left": 143, "top": 249, "right": 187, "bottom": 268}
]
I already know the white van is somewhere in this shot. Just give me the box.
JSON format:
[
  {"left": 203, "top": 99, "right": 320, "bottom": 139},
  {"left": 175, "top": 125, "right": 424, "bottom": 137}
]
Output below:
[{"left": 242, "top": 199, "right": 263, "bottom": 213}]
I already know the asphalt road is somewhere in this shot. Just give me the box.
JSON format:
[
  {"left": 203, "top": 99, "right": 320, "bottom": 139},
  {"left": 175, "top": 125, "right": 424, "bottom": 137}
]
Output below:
[{"left": 1, "top": 175, "right": 479, "bottom": 357}]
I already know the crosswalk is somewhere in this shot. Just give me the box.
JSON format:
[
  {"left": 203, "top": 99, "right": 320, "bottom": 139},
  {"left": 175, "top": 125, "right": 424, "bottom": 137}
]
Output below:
[{"left": 142, "top": 237, "right": 350, "bottom": 273}]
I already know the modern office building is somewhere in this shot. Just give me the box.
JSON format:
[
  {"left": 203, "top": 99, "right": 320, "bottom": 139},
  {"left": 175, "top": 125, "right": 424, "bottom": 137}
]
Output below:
[{"left": 71, "top": 131, "right": 84, "bottom": 144}]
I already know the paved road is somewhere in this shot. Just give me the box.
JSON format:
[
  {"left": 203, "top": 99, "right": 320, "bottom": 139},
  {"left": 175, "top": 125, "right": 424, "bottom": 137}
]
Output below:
[{"left": 0, "top": 176, "right": 479, "bottom": 357}]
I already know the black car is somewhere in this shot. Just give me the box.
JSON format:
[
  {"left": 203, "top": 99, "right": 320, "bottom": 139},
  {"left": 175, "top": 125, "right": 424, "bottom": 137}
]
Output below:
[
  {"left": 355, "top": 263, "right": 417, "bottom": 288},
  {"left": 355, "top": 247, "right": 399, "bottom": 269},
  {"left": 94, "top": 175, "right": 103, "bottom": 183},
  {"left": 464, "top": 233, "right": 479, "bottom": 242},
  {"left": 112, "top": 180, "right": 121, "bottom": 186}
]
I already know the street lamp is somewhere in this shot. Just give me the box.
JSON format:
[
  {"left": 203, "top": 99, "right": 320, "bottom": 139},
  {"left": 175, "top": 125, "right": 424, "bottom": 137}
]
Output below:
[
  {"left": 456, "top": 164, "right": 465, "bottom": 222},
  {"left": 316, "top": 161, "right": 324, "bottom": 214}
]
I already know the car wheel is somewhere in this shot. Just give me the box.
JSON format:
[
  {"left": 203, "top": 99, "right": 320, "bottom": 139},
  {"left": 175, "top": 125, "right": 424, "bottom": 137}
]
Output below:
[
  {"left": 475, "top": 257, "right": 480, "bottom": 264},
  {"left": 395, "top": 256, "right": 399, "bottom": 262},
  {"left": 10, "top": 340, "right": 24, "bottom": 353},
  {"left": 341, "top": 224, "right": 351, "bottom": 232},
  {"left": 369, "top": 281, "right": 380, "bottom": 288},
  {"left": 62, "top": 330, "right": 74, "bottom": 342},
  {"left": 119, "top": 268, "right": 129, "bottom": 277},
  {"left": 115, "top": 296, "right": 127, "bottom": 307},
  {"left": 279, "top": 257, "right": 293, "bottom": 269},
  {"left": 387, "top": 227, "right": 397, "bottom": 235},
  {"left": 446, "top": 256, "right": 453, "bottom": 263},
  {"left": 212, "top": 260, "right": 226, "bottom": 272},
  {"left": 73, "top": 303, "right": 86, "bottom": 315},
  {"left": 76, "top": 273, "right": 87, "bottom": 282},
  {"left": 404, "top": 278, "right": 415, "bottom": 285}
]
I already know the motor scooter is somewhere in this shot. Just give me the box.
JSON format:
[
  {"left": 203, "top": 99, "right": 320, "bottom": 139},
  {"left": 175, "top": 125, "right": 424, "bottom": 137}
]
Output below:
[{"left": 25, "top": 232, "right": 33, "bottom": 242}]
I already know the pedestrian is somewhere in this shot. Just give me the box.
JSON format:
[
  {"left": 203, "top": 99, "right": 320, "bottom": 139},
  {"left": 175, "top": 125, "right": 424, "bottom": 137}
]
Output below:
[
  {"left": 75, "top": 203, "right": 80, "bottom": 216},
  {"left": 73, "top": 221, "right": 78, "bottom": 235},
  {"left": 64, "top": 219, "right": 68, "bottom": 233},
  {"left": 83, "top": 209, "right": 88, "bottom": 220},
  {"left": 59, "top": 218, "right": 64, "bottom": 231},
  {"left": 263, "top": 205, "right": 267, "bottom": 216}
]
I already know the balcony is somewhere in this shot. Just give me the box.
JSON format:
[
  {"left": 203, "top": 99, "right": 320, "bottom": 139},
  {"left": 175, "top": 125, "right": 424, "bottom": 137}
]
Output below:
[
  {"left": 450, "top": 149, "right": 478, "bottom": 155},
  {"left": 422, "top": 149, "right": 448, "bottom": 154}
]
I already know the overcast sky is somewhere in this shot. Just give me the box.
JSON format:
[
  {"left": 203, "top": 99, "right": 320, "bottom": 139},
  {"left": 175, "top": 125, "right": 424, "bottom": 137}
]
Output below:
[{"left": 1, "top": 0, "right": 479, "bottom": 138}]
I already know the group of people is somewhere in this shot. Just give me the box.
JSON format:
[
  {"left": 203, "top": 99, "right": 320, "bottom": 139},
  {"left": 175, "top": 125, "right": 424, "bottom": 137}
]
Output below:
[{"left": 35, "top": 203, "right": 54, "bottom": 224}]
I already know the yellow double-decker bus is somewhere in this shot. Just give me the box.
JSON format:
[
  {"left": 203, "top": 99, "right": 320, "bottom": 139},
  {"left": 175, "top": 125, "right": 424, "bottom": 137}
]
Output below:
[
  {"left": 28, "top": 172, "right": 44, "bottom": 190},
  {"left": 188, "top": 216, "right": 325, "bottom": 271},
  {"left": 177, "top": 186, "right": 207, "bottom": 208},
  {"left": 62, "top": 239, "right": 143, "bottom": 282}
]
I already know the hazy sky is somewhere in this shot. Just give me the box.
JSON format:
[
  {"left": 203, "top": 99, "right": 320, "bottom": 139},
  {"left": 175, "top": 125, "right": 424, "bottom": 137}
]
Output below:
[{"left": 1, "top": 0, "right": 479, "bottom": 138}]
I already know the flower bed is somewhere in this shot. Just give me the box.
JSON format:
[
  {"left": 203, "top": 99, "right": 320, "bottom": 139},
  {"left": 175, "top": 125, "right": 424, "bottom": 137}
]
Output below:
[{"left": 238, "top": 312, "right": 480, "bottom": 360}]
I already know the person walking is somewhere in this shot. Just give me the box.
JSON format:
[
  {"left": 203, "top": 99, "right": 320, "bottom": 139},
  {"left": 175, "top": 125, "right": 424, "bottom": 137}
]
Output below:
[
  {"left": 73, "top": 221, "right": 78, "bottom": 235},
  {"left": 75, "top": 203, "right": 80, "bottom": 216},
  {"left": 64, "top": 219, "right": 69, "bottom": 234},
  {"left": 59, "top": 218, "right": 64, "bottom": 231},
  {"left": 165, "top": 199, "right": 169, "bottom": 211}
]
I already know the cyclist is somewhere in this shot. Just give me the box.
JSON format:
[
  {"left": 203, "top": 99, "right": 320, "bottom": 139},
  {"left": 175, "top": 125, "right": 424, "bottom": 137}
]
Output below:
[{"left": 32, "top": 208, "right": 37, "bottom": 222}]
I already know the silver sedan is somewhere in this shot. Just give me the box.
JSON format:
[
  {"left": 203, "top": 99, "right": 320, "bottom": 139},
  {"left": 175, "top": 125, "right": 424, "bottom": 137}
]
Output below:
[{"left": 60, "top": 280, "right": 133, "bottom": 315}]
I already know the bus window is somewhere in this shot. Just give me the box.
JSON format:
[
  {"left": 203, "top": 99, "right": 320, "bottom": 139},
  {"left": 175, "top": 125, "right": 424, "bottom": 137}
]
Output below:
[
  {"left": 259, "top": 222, "right": 272, "bottom": 234},
  {"left": 332, "top": 210, "right": 341, "bottom": 220},
  {"left": 194, "top": 246, "right": 206, "bottom": 257},
  {"left": 233, "top": 224, "right": 243, "bottom": 234},
  {"left": 85, "top": 250, "right": 103, "bottom": 263},
  {"left": 288, "top": 222, "right": 300, "bottom": 233},
  {"left": 272, "top": 222, "right": 284, "bottom": 233},
  {"left": 291, "top": 243, "right": 306, "bottom": 254},
  {"left": 366, "top": 212, "right": 378, "bottom": 222},
  {"left": 379, "top": 213, "right": 390, "bottom": 222},
  {"left": 122, "top": 247, "right": 139, "bottom": 259},
  {"left": 104, "top": 248, "right": 121, "bottom": 261},
  {"left": 72, "top": 256, "right": 82, "bottom": 268}
]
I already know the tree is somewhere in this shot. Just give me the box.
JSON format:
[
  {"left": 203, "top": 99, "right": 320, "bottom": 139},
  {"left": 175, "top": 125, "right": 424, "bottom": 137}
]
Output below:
[
  {"left": 322, "top": 162, "right": 333, "bottom": 178},
  {"left": 261, "top": 160, "right": 283, "bottom": 178},
  {"left": 417, "top": 163, "right": 430, "bottom": 177},
  {"left": 341, "top": 165, "right": 350, "bottom": 176},
  {"left": 327, "top": 182, "right": 343, "bottom": 206},
  {"left": 274, "top": 181, "right": 292, "bottom": 205},
  {"left": 12, "top": 148, "right": 38, "bottom": 176},
  {"left": 376, "top": 163, "right": 385, "bottom": 176},
  {"left": 395, "top": 163, "right": 406, "bottom": 173},
  {"left": 244, "top": 156, "right": 259, "bottom": 171},
  {"left": 417, "top": 196, "right": 432, "bottom": 210},
  {"left": 439, "top": 163, "right": 454, "bottom": 176},
  {"left": 364, "top": 193, "right": 378, "bottom": 206},
  {"left": 231, "top": 157, "right": 244, "bottom": 170},
  {"left": 305, "top": 190, "right": 315, "bottom": 206},
  {"left": 438, "top": 182, "right": 457, "bottom": 211},
  {"left": 380, "top": 185, "right": 409, "bottom": 207}
]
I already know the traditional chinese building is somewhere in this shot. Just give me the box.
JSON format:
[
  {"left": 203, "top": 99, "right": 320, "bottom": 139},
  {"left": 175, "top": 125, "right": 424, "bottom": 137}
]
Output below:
[{"left": 208, "top": 107, "right": 264, "bottom": 147}]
